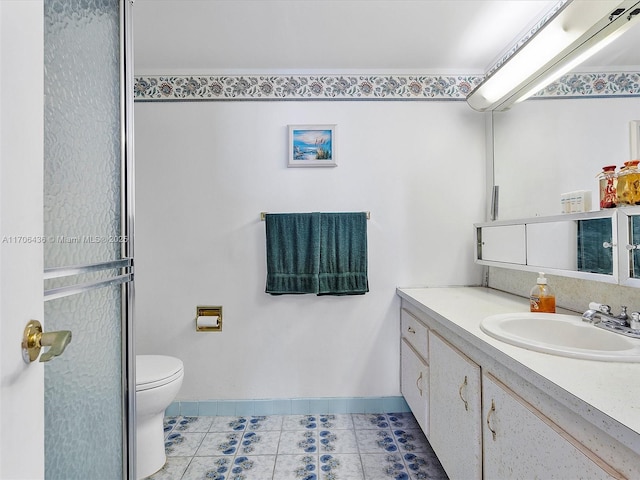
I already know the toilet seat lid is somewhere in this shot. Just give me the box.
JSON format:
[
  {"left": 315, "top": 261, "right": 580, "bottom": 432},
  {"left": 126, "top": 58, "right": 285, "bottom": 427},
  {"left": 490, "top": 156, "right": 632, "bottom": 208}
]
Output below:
[{"left": 136, "top": 355, "right": 183, "bottom": 392}]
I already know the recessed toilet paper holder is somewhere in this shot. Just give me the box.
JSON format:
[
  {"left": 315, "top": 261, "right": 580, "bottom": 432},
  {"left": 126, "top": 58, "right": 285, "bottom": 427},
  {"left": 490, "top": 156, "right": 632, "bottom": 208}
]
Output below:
[{"left": 196, "top": 306, "right": 222, "bottom": 332}]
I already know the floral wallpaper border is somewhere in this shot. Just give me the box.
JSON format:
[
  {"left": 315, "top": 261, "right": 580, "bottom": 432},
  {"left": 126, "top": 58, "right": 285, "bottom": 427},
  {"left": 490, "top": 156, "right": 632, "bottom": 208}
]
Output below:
[
  {"left": 134, "top": 72, "right": 640, "bottom": 102},
  {"left": 534, "top": 71, "right": 640, "bottom": 98},
  {"left": 133, "top": 74, "right": 483, "bottom": 101}
]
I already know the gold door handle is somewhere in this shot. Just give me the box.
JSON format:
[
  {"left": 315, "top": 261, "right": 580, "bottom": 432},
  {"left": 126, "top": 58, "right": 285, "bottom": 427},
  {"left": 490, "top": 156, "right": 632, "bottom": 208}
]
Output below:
[{"left": 22, "top": 320, "right": 72, "bottom": 363}]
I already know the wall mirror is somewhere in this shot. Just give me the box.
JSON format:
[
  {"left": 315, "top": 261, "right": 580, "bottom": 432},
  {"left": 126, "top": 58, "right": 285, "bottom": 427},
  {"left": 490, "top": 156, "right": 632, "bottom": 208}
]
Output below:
[
  {"left": 492, "top": 98, "right": 640, "bottom": 221},
  {"left": 492, "top": 3, "right": 640, "bottom": 220},
  {"left": 487, "top": 2, "right": 640, "bottom": 220},
  {"left": 486, "top": 3, "right": 640, "bottom": 286}
]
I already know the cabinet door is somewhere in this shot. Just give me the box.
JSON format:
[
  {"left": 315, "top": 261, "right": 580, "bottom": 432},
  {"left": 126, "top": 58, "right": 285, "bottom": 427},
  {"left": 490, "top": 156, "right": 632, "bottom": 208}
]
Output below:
[
  {"left": 478, "top": 224, "right": 526, "bottom": 264},
  {"left": 483, "top": 373, "right": 623, "bottom": 480},
  {"left": 401, "top": 339, "right": 428, "bottom": 435},
  {"left": 429, "top": 331, "right": 482, "bottom": 480}
]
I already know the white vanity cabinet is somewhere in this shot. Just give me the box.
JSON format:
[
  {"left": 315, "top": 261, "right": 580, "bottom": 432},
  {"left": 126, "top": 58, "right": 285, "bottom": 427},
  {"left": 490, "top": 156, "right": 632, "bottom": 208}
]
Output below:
[
  {"left": 429, "top": 331, "right": 482, "bottom": 480},
  {"left": 482, "top": 372, "right": 620, "bottom": 480},
  {"left": 400, "top": 308, "right": 429, "bottom": 434},
  {"left": 397, "top": 289, "right": 638, "bottom": 480}
]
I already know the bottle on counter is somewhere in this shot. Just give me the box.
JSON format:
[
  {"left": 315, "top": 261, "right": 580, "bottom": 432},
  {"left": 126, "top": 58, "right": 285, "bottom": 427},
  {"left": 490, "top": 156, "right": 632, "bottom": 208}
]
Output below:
[
  {"left": 616, "top": 160, "right": 640, "bottom": 206},
  {"left": 530, "top": 272, "right": 556, "bottom": 313},
  {"left": 597, "top": 165, "right": 617, "bottom": 209}
]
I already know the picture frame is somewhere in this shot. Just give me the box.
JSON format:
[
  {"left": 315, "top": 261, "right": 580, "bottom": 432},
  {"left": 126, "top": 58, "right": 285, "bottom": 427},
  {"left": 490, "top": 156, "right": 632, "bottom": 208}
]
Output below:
[
  {"left": 288, "top": 124, "right": 337, "bottom": 167},
  {"left": 631, "top": 120, "right": 640, "bottom": 159}
]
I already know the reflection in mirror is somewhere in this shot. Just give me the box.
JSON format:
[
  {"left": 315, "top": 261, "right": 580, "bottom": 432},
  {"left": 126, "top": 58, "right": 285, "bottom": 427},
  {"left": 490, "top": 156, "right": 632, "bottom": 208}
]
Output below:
[
  {"left": 491, "top": 5, "right": 640, "bottom": 221},
  {"left": 630, "top": 215, "right": 640, "bottom": 277},
  {"left": 493, "top": 98, "right": 640, "bottom": 221},
  {"left": 577, "top": 218, "right": 613, "bottom": 275}
]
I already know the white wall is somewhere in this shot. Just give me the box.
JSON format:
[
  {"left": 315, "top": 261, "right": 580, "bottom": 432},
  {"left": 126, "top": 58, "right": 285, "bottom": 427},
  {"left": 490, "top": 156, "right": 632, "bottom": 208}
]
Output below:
[{"left": 134, "top": 100, "right": 485, "bottom": 401}]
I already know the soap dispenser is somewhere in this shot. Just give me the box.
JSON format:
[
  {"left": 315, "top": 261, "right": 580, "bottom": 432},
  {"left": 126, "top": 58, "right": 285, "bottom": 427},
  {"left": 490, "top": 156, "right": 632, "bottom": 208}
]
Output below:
[{"left": 530, "top": 272, "right": 556, "bottom": 313}]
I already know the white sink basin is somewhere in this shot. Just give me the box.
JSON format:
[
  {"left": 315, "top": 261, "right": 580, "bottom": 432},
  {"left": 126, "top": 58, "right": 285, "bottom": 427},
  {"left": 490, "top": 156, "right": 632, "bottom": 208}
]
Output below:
[{"left": 480, "top": 312, "right": 640, "bottom": 362}]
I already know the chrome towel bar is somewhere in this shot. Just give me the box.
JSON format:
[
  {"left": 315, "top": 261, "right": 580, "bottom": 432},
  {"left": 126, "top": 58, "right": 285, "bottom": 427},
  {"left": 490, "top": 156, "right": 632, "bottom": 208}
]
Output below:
[{"left": 260, "top": 211, "right": 370, "bottom": 221}]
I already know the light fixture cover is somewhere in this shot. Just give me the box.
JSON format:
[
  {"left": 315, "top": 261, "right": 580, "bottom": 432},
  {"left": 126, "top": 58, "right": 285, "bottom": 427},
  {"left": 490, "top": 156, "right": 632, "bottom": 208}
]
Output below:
[{"left": 467, "top": 0, "right": 640, "bottom": 112}]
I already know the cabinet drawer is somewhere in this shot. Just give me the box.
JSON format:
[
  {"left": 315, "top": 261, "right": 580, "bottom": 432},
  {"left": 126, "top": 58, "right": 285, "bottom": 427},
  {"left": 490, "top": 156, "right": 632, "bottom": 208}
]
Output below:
[
  {"left": 401, "top": 339, "right": 429, "bottom": 435},
  {"left": 401, "top": 308, "right": 428, "bottom": 360}
]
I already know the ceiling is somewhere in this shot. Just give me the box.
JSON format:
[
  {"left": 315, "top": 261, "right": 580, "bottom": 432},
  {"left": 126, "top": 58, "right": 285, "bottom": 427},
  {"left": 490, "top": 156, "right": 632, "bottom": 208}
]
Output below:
[{"left": 133, "top": 0, "right": 640, "bottom": 75}]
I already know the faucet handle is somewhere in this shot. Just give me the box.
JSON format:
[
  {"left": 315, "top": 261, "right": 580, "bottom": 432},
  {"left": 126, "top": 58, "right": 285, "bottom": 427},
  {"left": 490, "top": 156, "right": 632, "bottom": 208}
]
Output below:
[
  {"left": 630, "top": 312, "right": 640, "bottom": 331},
  {"left": 618, "top": 306, "right": 629, "bottom": 320},
  {"left": 588, "top": 302, "right": 611, "bottom": 314}
]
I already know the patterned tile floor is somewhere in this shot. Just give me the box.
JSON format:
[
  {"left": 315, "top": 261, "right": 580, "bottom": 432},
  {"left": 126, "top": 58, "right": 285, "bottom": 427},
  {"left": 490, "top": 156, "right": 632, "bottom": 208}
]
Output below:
[{"left": 145, "top": 412, "right": 448, "bottom": 480}]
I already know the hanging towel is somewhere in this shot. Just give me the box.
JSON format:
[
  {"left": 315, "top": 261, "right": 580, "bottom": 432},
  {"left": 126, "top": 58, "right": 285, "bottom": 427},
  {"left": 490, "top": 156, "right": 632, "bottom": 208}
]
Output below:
[
  {"left": 318, "top": 212, "right": 369, "bottom": 295},
  {"left": 265, "top": 213, "right": 321, "bottom": 294}
]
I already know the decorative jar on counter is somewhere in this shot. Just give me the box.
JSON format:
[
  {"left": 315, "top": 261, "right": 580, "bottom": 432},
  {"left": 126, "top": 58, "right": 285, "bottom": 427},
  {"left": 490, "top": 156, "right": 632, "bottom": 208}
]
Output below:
[
  {"left": 616, "top": 160, "right": 640, "bottom": 206},
  {"left": 598, "top": 165, "right": 617, "bottom": 209}
]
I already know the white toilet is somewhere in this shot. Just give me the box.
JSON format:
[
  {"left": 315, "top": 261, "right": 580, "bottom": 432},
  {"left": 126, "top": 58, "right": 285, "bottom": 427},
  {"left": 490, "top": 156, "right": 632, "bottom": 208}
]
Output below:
[{"left": 136, "top": 355, "right": 184, "bottom": 480}]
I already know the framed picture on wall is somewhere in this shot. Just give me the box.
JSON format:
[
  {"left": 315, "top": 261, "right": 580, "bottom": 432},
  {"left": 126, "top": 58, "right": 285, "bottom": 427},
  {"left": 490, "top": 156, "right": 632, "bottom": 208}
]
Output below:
[
  {"left": 288, "top": 124, "right": 337, "bottom": 167},
  {"left": 631, "top": 120, "right": 640, "bottom": 159}
]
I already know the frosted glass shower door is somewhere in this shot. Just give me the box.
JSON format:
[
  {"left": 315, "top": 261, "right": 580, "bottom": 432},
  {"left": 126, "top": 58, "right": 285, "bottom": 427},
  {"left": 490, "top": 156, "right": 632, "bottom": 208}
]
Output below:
[{"left": 44, "top": 0, "right": 134, "bottom": 479}]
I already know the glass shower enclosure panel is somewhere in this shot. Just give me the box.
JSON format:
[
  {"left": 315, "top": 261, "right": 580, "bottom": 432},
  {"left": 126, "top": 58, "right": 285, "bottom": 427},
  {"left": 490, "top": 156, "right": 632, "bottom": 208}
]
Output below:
[{"left": 44, "top": 0, "right": 134, "bottom": 478}]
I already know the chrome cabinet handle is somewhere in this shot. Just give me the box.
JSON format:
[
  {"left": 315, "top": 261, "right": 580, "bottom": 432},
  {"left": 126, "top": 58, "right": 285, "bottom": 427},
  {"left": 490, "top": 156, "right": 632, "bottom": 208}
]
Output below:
[
  {"left": 603, "top": 241, "right": 615, "bottom": 249},
  {"left": 416, "top": 371, "right": 423, "bottom": 396},
  {"left": 626, "top": 244, "right": 639, "bottom": 251},
  {"left": 407, "top": 326, "right": 416, "bottom": 334},
  {"left": 486, "top": 399, "right": 497, "bottom": 441},
  {"left": 458, "top": 375, "right": 468, "bottom": 411}
]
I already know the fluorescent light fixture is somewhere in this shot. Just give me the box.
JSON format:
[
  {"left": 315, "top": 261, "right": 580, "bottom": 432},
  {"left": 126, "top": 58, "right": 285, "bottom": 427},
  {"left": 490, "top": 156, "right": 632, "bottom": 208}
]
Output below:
[{"left": 467, "top": 0, "right": 640, "bottom": 112}]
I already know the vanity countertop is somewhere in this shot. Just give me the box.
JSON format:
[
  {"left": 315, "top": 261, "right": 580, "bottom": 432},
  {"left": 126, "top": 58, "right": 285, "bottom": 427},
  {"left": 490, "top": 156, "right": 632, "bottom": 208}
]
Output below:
[{"left": 396, "top": 286, "right": 640, "bottom": 443}]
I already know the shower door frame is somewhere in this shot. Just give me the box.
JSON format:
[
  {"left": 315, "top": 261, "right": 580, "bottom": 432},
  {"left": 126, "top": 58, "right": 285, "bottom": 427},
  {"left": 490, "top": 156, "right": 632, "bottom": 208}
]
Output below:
[
  {"left": 41, "top": 1, "right": 136, "bottom": 478},
  {"left": 122, "top": 1, "right": 136, "bottom": 476}
]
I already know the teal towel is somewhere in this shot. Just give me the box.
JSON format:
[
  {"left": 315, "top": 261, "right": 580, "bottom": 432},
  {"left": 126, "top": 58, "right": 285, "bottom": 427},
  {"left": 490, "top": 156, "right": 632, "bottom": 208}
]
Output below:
[
  {"left": 265, "top": 212, "right": 368, "bottom": 295},
  {"left": 319, "top": 212, "right": 369, "bottom": 295},
  {"left": 265, "top": 213, "right": 321, "bottom": 294}
]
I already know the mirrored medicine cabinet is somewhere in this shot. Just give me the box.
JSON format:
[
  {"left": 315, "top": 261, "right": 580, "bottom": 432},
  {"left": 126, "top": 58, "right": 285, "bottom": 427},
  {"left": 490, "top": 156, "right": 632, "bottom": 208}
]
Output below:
[
  {"left": 483, "top": 4, "right": 640, "bottom": 289},
  {"left": 475, "top": 207, "right": 640, "bottom": 287}
]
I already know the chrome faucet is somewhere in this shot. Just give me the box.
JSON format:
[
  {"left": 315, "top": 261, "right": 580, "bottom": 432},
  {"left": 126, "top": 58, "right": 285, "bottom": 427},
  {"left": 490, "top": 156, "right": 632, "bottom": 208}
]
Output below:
[
  {"left": 582, "top": 303, "right": 640, "bottom": 338},
  {"left": 582, "top": 304, "right": 628, "bottom": 326}
]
